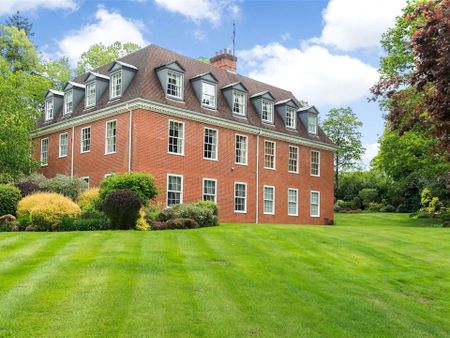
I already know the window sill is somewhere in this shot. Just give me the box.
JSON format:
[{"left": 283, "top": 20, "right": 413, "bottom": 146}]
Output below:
[
  {"left": 58, "top": 155, "right": 68, "bottom": 159},
  {"left": 168, "top": 152, "right": 185, "bottom": 156},
  {"left": 288, "top": 171, "right": 299, "bottom": 174},
  {"left": 232, "top": 113, "right": 247, "bottom": 119},
  {"left": 234, "top": 210, "right": 247, "bottom": 214},
  {"left": 264, "top": 167, "right": 277, "bottom": 171},
  {"left": 310, "top": 215, "right": 321, "bottom": 218},
  {"left": 40, "top": 164, "right": 48, "bottom": 167},
  {"left": 288, "top": 214, "right": 299, "bottom": 217},
  {"left": 263, "top": 212, "right": 275, "bottom": 215},
  {"left": 310, "top": 174, "right": 321, "bottom": 177},
  {"left": 104, "top": 151, "right": 117, "bottom": 156},
  {"left": 235, "top": 162, "right": 248, "bottom": 166},
  {"left": 80, "top": 150, "right": 91, "bottom": 154},
  {"left": 203, "top": 157, "right": 218, "bottom": 162},
  {"left": 166, "top": 96, "right": 184, "bottom": 103}
]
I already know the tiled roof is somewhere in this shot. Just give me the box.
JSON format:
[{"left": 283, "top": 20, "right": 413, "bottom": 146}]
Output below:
[{"left": 38, "top": 44, "right": 334, "bottom": 146}]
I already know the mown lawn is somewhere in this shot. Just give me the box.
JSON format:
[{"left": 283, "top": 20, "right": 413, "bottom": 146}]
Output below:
[{"left": 0, "top": 213, "right": 449, "bottom": 337}]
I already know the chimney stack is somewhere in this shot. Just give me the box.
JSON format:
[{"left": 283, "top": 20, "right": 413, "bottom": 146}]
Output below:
[{"left": 210, "top": 48, "right": 237, "bottom": 72}]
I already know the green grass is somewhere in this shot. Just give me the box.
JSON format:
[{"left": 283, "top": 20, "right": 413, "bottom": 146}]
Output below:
[{"left": 0, "top": 213, "right": 449, "bottom": 337}]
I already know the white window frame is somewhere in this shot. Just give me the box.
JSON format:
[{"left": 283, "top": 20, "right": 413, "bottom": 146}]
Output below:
[
  {"left": 263, "top": 185, "right": 275, "bottom": 215},
  {"left": 58, "top": 132, "right": 68, "bottom": 158},
  {"left": 167, "top": 174, "right": 183, "bottom": 207},
  {"left": 80, "top": 126, "right": 91, "bottom": 153},
  {"left": 168, "top": 120, "right": 185, "bottom": 156},
  {"left": 235, "top": 134, "right": 248, "bottom": 165},
  {"left": 40, "top": 138, "right": 49, "bottom": 166},
  {"left": 80, "top": 176, "right": 90, "bottom": 189},
  {"left": 286, "top": 107, "right": 296, "bottom": 129},
  {"left": 85, "top": 81, "right": 96, "bottom": 108},
  {"left": 104, "top": 173, "right": 115, "bottom": 178},
  {"left": 202, "top": 178, "right": 217, "bottom": 202},
  {"left": 201, "top": 82, "right": 216, "bottom": 109},
  {"left": 264, "top": 140, "right": 276, "bottom": 170},
  {"left": 45, "top": 98, "right": 54, "bottom": 121},
  {"left": 203, "top": 127, "right": 218, "bottom": 161},
  {"left": 105, "top": 120, "right": 117, "bottom": 155},
  {"left": 64, "top": 90, "right": 73, "bottom": 115},
  {"left": 308, "top": 114, "right": 318, "bottom": 135},
  {"left": 261, "top": 99, "right": 274, "bottom": 123},
  {"left": 110, "top": 71, "right": 122, "bottom": 99},
  {"left": 234, "top": 182, "right": 247, "bottom": 213},
  {"left": 232, "top": 90, "right": 246, "bottom": 116},
  {"left": 288, "top": 188, "right": 298, "bottom": 216},
  {"left": 310, "top": 150, "right": 321, "bottom": 177},
  {"left": 310, "top": 191, "right": 320, "bottom": 217},
  {"left": 288, "top": 145, "right": 299, "bottom": 174},
  {"left": 166, "top": 71, "right": 183, "bottom": 100}
]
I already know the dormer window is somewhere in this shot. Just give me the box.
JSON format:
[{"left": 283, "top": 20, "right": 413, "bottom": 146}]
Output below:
[
  {"left": 262, "top": 99, "right": 274, "bottom": 123},
  {"left": 45, "top": 98, "right": 54, "bottom": 120},
  {"left": 286, "top": 107, "right": 296, "bottom": 129},
  {"left": 201, "top": 82, "right": 216, "bottom": 108},
  {"left": 86, "top": 82, "right": 96, "bottom": 108},
  {"left": 233, "top": 91, "right": 246, "bottom": 116},
  {"left": 110, "top": 71, "right": 122, "bottom": 99},
  {"left": 64, "top": 90, "right": 73, "bottom": 115},
  {"left": 167, "top": 71, "right": 183, "bottom": 99},
  {"left": 308, "top": 113, "right": 318, "bottom": 134}
]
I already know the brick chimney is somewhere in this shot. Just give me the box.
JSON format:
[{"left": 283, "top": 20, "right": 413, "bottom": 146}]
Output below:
[{"left": 210, "top": 48, "right": 237, "bottom": 72}]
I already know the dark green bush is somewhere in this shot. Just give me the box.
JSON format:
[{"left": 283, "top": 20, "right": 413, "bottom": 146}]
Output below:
[
  {"left": 0, "top": 185, "right": 22, "bottom": 216},
  {"left": 359, "top": 188, "right": 378, "bottom": 209},
  {"left": 47, "top": 175, "right": 88, "bottom": 200},
  {"left": 99, "top": 172, "right": 157, "bottom": 206},
  {"left": 351, "top": 197, "right": 362, "bottom": 209},
  {"left": 154, "top": 218, "right": 199, "bottom": 230},
  {"left": 80, "top": 205, "right": 105, "bottom": 219},
  {"left": 158, "top": 203, "right": 219, "bottom": 227},
  {"left": 103, "top": 190, "right": 141, "bottom": 230},
  {"left": 14, "top": 181, "right": 43, "bottom": 197},
  {"left": 380, "top": 204, "right": 396, "bottom": 212}
]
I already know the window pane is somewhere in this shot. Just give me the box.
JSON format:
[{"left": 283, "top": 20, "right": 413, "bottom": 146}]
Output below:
[
  {"left": 264, "top": 141, "right": 275, "bottom": 169},
  {"left": 263, "top": 186, "right": 274, "bottom": 214},
  {"left": 311, "top": 151, "right": 320, "bottom": 176},
  {"left": 233, "top": 91, "right": 245, "bottom": 115},
  {"left": 202, "top": 82, "right": 216, "bottom": 108},
  {"left": 204, "top": 128, "right": 217, "bottom": 159},
  {"left": 81, "top": 127, "right": 91, "bottom": 152},
  {"left": 203, "top": 179, "right": 216, "bottom": 202},
  {"left": 169, "top": 121, "right": 184, "bottom": 154},
  {"left": 168, "top": 176, "right": 182, "bottom": 206},
  {"left": 235, "top": 135, "right": 248, "bottom": 164},
  {"left": 167, "top": 72, "right": 182, "bottom": 98},
  {"left": 288, "top": 189, "right": 298, "bottom": 215},
  {"left": 262, "top": 100, "right": 273, "bottom": 122},
  {"left": 288, "top": 146, "right": 298, "bottom": 173},
  {"left": 234, "top": 183, "right": 246, "bottom": 212},
  {"left": 106, "top": 121, "right": 117, "bottom": 153}
]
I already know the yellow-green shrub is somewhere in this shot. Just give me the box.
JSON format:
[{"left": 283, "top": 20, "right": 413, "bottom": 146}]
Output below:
[
  {"left": 135, "top": 208, "right": 150, "bottom": 231},
  {"left": 76, "top": 188, "right": 100, "bottom": 209},
  {"left": 17, "top": 192, "right": 80, "bottom": 231}
]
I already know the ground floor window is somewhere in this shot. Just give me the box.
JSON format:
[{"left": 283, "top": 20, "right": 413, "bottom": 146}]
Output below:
[
  {"left": 310, "top": 191, "right": 320, "bottom": 217},
  {"left": 288, "top": 188, "right": 298, "bottom": 216},
  {"left": 234, "top": 182, "right": 247, "bottom": 213},
  {"left": 167, "top": 174, "right": 183, "bottom": 206},
  {"left": 80, "top": 176, "right": 90, "bottom": 189},
  {"left": 263, "top": 185, "right": 275, "bottom": 214},
  {"left": 202, "top": 178, "right": 217, "bottom": 202}
]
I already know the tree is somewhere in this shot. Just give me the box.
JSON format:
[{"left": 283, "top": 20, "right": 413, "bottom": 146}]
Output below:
[
  {"left": 75, "top": 41, "right": 140, "bottom": 75},
  {"left": 5, "top": 11, "right": 34, "bottom": 38},
  {"left": 0, "top": 26, "right": 51, "bottom": 180},
  {"left": 322, "top": 107, "right": 365, "bottom": 194},
  {"left": 44, "top": 57, "right": 71, "bottom": 90}
]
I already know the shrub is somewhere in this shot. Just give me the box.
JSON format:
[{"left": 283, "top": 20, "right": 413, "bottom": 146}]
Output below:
[
  {"left": 19, "top": 173, "right": 49, "bottom": 190},
  {"left": 439, "top": 209, "right": 450, "bottom": 227},
  {"left": 195, "top": 200, "right": 219, "bottom": 216},
  {"left": 76, "top": 188, "right": 100, "bottom": 209},
  {"left": 102, "top": 190, "right": 141, "bottom": 230},
  {"left": 0, "top": 185, "right": 22, "bottom": 216},
  {"left": 351, "top": 197, "right": 362, "bottom": 209},
  {"left": 136, "top": 208, "right": 150, "bottom": 231},
  {"left": 158, "top": 203, "right": 219, "bottom": 227},
  {"left": 59, "top": 216, "right": 111, "bottom": 231},
  {"left": 368, "top": 202, "right": 383, "bottom": 212},
  {"left": 380, "top": 204, "right": 396, "bottom": 212},
  {"left": 80, "top": 204, "right": 105, "bottom": 219},
  {"left": 47, "top": 175, "right": 88, "bottom": 200},
  {"left": 156, "top": 218, "right": 199, "bottom": 230},
  {"left": 359, "top": 188, "right": 378, "bottom": 209},
  {"left": 17, "top": 192, "right": 81, "bottom": 231},
  {"left": 14, "top": 181, "right": 42, "bottom": 197},
  {"left": 99, "top": 172, "right": 157, "bottom": 205}
]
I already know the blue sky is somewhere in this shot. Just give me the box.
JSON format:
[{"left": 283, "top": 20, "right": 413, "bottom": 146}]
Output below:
[{"left": 1, "top": 0, "right": 407, "bottom": 165}]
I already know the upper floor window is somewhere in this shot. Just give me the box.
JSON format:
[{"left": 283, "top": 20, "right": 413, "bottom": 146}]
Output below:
[
  {"left": 264, "top": 140, "right": 276, "bottom": 169},
  {"left": 262, "top": 99, "right": 274, "bottom": 123},
  {"left": 235, "top": 134, "right": 248, "bottom": 165},
  {"left": 233, "top": 91, "right": 246, "bottom": 116},
  {"left": 110, "top": 72, "right": 122, "bottom": 99},
  {"left": 263, "top": 185, "right": 275, "bottom": 215},
  {"left": 167, "top": 71, "right": 183, "bottom": 99},
  {"left": 40, "top": 138, "right": 48, "bottom": 166},
  {"left": 105, "top": 120, "right": 117, "bottom": 154},
  {"left": 86, "top": 82, "right": 96, "bottom": 108},
  {"left": 286, "top": 107, "right": 296, "bottom": 129},
  {"left": 310, "top": 150, "right": 320, "bottom": 176},
  {"left": 202, "top": 178, "right": 217, "bottom": 202},
  {"left": 204, "top": 128, "right": 218, "bottom": 160},
  {"left": 168, "top": 120, "right": 184, "bottom": 155},
  {"left": 59, "top": 132, "right": 68, "bottom": 158},
  {"left": 288, "top": 145, "right": 299, "bottom": 173},
  {"left": 310, "top": 191, "right": 320, "bottom": 217},
  {"left": 308, "top": 114, "right": 318, "bottom": 134},
  {"left": 64, "top": 90, "right": 73, "bottom": 115},
  {"left": 201, "top": 82, "right": 216, "bottom": 108},
  {"left": 45, "top": 99, "right": 54, "bottom": 120},
  {"left": 167, "top": 174, "right": 183, "bottom": 206},
  {"left": 81, "top": 127, "right": 91, "bottom": 153}
]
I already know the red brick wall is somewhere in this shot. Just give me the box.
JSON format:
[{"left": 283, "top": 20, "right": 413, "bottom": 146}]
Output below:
[{"left": 35, "top": 108, "right": 334, "bottom": 224}]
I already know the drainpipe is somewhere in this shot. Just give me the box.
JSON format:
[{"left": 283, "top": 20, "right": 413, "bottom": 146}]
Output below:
[
  {"left": 255, "top": 129, "right": 262, "bottom": 224},
  {"left": 127, "top": 103, "right": 133, "bottom": 173},
  {"left": 70, "top": 126, "right": 75, "bottom": 177}
]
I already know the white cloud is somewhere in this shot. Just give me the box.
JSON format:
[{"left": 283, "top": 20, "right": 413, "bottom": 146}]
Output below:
[
  {"left": 193, "top": 29, "right": 206, "bottom": 41},
  {"left": 154, "top": 0, "right": 239, "bottom": 25},
  {"left": 362, "top": 143, "right": 379, "bottom": 168},
  {"left": 312, "top": 0, "right": 406, "bottom": 51},
  {"left": 57, "top": 6, "right": 148, "bottom": 66},
  {"left": 238, "top": 43, "right": 378, "bottom": 106},
  {"left": 0, "top": 0, "right": 78, "bottom": 15}
]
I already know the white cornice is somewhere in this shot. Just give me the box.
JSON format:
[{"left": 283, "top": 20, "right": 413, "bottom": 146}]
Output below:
[{"left": 32, "top": 98, "right": 337, "bottom": 152}]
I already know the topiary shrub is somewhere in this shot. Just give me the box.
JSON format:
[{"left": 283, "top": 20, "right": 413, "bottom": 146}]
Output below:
[
  {"left": 0, "top": 185, "right": 22, "bottom": 216},
  {"left": 99, "top": 172, "right": 158, "bottom": 206},
  {"left": 102, "top": 190, "right": 141, "bottom": 230},
  {"left": 17, "top": 192, "right": 81, "bottom": 231},
  {"left": 76, "top": 188, "right": 100, "bottom": 209},
  {"left": 47, "top": 175, "right": 88, "bottom": 200}
]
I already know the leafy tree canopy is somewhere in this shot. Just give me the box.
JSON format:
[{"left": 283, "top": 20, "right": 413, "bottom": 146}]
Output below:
[{"left": 5, "top": 11, "right": 34, "bottom": 38}]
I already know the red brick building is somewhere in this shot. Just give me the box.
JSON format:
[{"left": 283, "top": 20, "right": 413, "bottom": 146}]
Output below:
[{"left": 33, "top": 45, "right": 336, "bottom": 224}]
